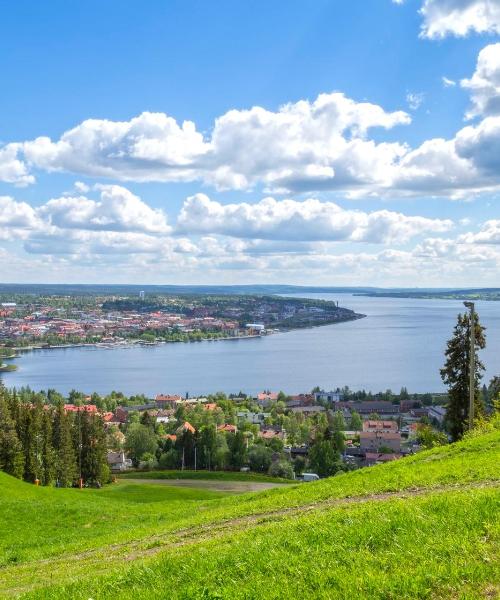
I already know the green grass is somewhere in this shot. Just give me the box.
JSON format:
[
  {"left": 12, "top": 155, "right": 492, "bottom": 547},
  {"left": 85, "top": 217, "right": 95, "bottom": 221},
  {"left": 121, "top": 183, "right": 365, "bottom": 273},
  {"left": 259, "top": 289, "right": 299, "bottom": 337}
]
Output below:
[
  {"left": 0, "top": 430, "right": 498, "bottom": 598},
  {"left": 120, "top": 469, "right": 293, "bottom": 483}
]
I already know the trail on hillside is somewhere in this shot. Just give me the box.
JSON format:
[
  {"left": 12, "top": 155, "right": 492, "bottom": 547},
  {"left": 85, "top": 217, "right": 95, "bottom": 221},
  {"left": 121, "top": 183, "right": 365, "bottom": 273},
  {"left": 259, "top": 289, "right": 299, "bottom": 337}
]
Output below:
[{"left": 1, "top": 480, "right": 498, "bottom": 597}]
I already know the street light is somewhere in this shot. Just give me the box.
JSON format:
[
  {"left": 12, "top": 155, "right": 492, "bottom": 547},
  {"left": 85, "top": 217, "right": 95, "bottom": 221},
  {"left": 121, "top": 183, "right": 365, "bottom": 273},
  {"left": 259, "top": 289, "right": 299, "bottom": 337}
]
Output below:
[{"left": 463, "top": 301, "right": 475, "bottom": 430}]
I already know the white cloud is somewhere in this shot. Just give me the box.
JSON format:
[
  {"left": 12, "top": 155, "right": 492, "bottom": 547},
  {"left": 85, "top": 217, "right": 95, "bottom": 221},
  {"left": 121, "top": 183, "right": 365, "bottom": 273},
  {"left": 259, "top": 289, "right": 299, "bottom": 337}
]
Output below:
[
  {"left": 442, "top": 76, "right": 457, "bottom": 87},
  {"left": 177, "top": 194, "right": 453, "bottom": 243},
  {"left": 419, "top": 0, "right": 500, "bottom": 39},
  {"left": 39, "top": 184, "right": 171, "bottom": 234},
  {"left": 0, "top": 144, "right": 35, "bottom": 186},
  {"left": 406, "top": 92, "right": 425, "bottom": 110},
  {"left": 461, "top": 43, "right": 500, "bottom": 118},
  {"left": 459, "top": 219, "right": 500, "bottom": 242},
  {"left": 4, "top": 92, "right": 411, "bottom": 195}
]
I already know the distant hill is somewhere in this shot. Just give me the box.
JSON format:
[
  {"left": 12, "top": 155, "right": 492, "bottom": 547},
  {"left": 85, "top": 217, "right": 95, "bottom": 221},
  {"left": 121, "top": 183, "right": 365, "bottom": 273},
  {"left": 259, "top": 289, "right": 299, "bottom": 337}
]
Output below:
[
  {"left": 0, "top": 429, "right": 498, "bottom": 598},
  {"left": 1, "top": 282, "right": 497, "bottom": 297}
]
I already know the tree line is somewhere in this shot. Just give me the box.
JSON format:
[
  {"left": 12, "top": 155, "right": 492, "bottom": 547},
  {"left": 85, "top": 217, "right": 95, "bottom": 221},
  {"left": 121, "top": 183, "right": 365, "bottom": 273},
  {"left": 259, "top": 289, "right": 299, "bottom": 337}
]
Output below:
[{"left": 0, "top": 386, "right": 109, "bottom": 486}]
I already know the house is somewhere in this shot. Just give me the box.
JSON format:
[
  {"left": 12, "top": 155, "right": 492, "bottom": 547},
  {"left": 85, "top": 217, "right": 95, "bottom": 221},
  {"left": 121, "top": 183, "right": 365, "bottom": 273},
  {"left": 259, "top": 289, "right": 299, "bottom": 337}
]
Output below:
[
  {"left": 237, "top": 411, "right": 270, "bottom": 425},
  {"left": 314, "top": 390, "right": 342, "bottom": 404},
  {"left": 113, "top": 407, "right": 128, "bottom": 424},
  {"left": 176, "top": 421, "right": 196, "bottom": 435},
  {"left": 256, "top": 391, "right": 279, "bottom": 407},
  {"left": 63, "top": 404, "right": 98, "bottom": 413},
  {"left": 364, "top": 452, "right": 401, "bottom": 466},
  {"left": 156, "top": 410, "right": 173, "bottom": 424},
  {"left": 162, "top": 434, "right": 177, "bottom": 442},
  {"left": 259, "top": 428, "right": 284, "bottom": 440},
  {"left": 203, "top": 403, "right": 218, "bottom": 411},
  {"left": 362, "top": 420, "right": 398, "bottom": 433},
  {"left": 107, "top": 451, "right": 132, "bottom": 472},
  {"left": 359, "top": 431, "right": 401, "bottom": 453},
  {"left": 428, "top": 405, "right": 446, "bottom": 425},
  {"left": 286, "top": 394, "right": 314, "bottom": 407},
  {"left": 339, "top": 401, "right": 399, "bottom": 416},
  {"left": 217, "top": 424, "right": 238, "bottom": 433},
  {"left": 289, "top": 405, "right": 326, "bottom": 416},
  {"left": 155, "top": 394, "right": 182, "bottom": 409}
]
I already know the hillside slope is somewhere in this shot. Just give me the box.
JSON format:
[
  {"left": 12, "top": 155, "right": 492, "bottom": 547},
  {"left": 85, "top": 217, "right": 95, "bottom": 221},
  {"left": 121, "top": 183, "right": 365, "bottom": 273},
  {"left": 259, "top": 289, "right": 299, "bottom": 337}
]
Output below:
[{"left": 0, "top": 431, "right": 498, "bottom": 599}]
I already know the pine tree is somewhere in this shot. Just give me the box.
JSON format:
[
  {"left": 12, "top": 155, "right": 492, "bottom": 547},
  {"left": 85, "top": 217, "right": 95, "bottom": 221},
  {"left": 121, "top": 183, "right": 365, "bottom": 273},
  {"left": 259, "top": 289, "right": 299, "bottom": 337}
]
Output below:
[
  {"left": 441, "top": 311, "right": 486, "bottom": 441},
  {"left": 80, "top": 412, "right": 109, "bottom": 484},
  {"left": 40, "top": 409, "right": 56, "bottom": 486},
  {"left": 53, "top": 405, "right": 77, "bottom": 487},
  {"left": 0, "top": 391, "right": 24, "bottom": 479}
]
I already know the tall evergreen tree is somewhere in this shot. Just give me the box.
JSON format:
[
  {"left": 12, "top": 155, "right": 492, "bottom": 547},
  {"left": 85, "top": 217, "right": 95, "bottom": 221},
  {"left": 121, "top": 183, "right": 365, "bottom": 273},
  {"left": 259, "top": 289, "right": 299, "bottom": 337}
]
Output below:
[
  {"left": 80, "top": 412, "right": 109, "bottom": 484},
  {"left": 441, "top": 311, "right": 486, "bottom": 441},
  {"left": 40, "top": 409, "right": 56, "bottom": 486},
  {"left": 0, "top": 392, "right": 24, "bottom": 479},
  {"left": 52, "top": 405, "right": 77, "bottom": 487}
]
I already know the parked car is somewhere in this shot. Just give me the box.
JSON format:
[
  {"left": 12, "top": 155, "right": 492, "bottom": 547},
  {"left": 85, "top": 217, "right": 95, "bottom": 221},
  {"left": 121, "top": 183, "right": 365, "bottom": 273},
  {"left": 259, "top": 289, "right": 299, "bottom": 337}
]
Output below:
[{"left": 302, "top": 473, "right": 320, "bottom": 482}]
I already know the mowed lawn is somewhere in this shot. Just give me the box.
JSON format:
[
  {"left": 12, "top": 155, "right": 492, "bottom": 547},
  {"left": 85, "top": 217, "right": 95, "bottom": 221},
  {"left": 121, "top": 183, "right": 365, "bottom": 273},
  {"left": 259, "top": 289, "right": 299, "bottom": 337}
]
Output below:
[{"left": 0, "top": 431, "right": 498, "bottom": 599}]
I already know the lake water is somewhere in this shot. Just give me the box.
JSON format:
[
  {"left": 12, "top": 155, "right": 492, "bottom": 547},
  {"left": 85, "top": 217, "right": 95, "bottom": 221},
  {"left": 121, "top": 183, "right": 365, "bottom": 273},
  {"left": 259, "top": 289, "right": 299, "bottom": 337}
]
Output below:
[{"left": 2, "top": 293, "right": 500, "bottom": 396}]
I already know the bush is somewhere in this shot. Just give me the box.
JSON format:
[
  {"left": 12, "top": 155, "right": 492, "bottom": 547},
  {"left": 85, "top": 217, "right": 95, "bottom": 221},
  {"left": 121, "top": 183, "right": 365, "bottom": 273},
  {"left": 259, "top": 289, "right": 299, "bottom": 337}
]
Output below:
[
  {"left": 158, "top": 448, "right": 180, "bottom": 469},
  {"left": 139, "top": 452, "right": 158, "bottom": 471},
  {"left": 248, "top": 445, "right": 273, "bottom": 473},
  {"left": 268, "top": 460, "right": 294, "bottom": 479}
]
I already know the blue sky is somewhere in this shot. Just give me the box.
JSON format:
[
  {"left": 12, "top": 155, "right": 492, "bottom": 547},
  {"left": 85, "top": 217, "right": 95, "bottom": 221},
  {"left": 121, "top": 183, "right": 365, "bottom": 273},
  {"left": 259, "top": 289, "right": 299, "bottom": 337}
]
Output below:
[{"left": 1, "top": 0, "right": 500, "bottom": 285}]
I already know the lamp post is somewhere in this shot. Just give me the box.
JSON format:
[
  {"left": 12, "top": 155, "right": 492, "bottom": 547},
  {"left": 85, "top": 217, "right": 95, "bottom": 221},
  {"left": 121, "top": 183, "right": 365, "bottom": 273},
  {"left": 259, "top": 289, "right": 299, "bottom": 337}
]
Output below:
[{"left": 463, "top": 301, "right": 475, "bottom": 430}]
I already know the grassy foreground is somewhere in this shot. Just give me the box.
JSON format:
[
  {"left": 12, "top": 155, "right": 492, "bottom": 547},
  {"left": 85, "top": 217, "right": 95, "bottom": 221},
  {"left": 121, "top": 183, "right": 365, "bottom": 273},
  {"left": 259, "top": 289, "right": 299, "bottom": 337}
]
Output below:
[{"left": 0, "top": 431, "right": 498, "bottom": 599}]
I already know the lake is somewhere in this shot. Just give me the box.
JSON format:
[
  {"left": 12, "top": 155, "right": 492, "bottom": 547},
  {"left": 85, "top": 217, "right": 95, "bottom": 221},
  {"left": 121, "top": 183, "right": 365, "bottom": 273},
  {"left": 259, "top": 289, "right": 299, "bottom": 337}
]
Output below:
[{"left": 2, "top": 293, "right": 499, "bottom": 396}]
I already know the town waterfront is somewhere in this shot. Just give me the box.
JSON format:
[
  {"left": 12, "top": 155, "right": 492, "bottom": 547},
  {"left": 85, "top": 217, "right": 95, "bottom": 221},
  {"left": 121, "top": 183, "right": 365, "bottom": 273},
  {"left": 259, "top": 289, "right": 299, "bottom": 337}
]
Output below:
[{"left": 2, "top": 293, "right": 500, "bottom": 396}]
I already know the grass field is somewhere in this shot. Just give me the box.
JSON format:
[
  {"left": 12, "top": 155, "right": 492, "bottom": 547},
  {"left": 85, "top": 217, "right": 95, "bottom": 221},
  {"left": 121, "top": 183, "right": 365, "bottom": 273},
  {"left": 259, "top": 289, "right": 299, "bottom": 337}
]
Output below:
[
  {"left": 0, "top": 430, "right": 498, "bottom": 599},
  {"left": 120, "top": 469, "right": 293, "bottom": 483}
]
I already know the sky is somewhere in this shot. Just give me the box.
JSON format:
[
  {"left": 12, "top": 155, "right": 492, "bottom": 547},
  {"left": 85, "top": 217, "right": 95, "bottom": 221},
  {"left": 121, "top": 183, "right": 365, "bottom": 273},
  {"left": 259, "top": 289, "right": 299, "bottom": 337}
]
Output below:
[{"left": 1, "top": 0, "right": 500, "bottom": 286}]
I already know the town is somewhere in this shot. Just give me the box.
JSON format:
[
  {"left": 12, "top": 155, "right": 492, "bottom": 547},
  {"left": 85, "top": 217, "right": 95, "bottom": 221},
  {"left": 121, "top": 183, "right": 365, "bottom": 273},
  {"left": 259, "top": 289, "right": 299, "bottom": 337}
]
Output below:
[
  {"left": 0, "top": 293, "right": 364, "bottom": 349},
  {"left": 1, "top": 383, "right": 460, "bottom": 485}
]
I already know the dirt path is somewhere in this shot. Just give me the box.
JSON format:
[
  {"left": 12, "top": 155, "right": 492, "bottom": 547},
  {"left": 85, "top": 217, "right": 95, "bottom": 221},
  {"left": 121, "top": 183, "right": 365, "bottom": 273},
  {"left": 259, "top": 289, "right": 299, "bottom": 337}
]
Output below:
[
  {"left": 1, "top": 480, "right": 498, "bottom": 597},
  {"left": 122, "top": 478, "right": 290, "bottom": 492}
]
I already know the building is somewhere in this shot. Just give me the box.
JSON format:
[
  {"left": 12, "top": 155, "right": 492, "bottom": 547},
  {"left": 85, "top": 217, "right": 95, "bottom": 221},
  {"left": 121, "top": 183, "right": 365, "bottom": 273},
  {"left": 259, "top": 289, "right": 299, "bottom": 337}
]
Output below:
[
  {"left": 359, "top": 431, "right": 401, "bottom": 453},
  {"left": 362, "top": 420, "right": 399, "bottom": 433},
  {"left": 339, "top": 401, "right": 399, "bottom": 416},
  {"left": 289, "top": 405, "right": 326, "bottom": 416},
  {"left": 256, "top": 391, "right": 279, "bottom": 407},
  {"left": 428, "top": 405, "right": 446, "bottom": 425},
  {"left": 176, "top": 421, "right": 196, "bottom": 435},
  {"left": 314, "top": 390, "right": 342, "bottom": 404},
  {"left": 217, "top": 424, "right": 238, "bottom": 433},
  {"left": 364, "top": 452, "right": 401, "bottom": 466},
  {"left": 107, "top": 451, "right": 132, "bottom": 472},
  {"left": 155, "top": 394, "right": 182, "bottom": 409}
]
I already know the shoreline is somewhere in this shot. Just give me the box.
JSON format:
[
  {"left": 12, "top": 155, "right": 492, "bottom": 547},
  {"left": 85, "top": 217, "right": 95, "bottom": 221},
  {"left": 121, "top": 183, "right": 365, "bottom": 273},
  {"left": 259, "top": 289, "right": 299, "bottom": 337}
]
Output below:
[{"left": 5, "top": 313, "right": 366, "bottom": 355}]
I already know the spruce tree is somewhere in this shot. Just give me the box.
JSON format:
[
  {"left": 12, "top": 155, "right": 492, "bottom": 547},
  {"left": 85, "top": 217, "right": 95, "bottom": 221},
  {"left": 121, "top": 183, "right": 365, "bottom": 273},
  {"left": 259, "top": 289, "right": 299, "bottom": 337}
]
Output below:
[
  {"left": 52, "top": 405, "right": 77, "bottom": 487},
  {"left": 40, "top": 409, "right": 56, "bottom": 486},
  {"left": 441, "top": 311, "right": 486, "bottom": 441},
  {"left": 0, "top": 392, "right": 24, "bottom": 479},
  {"left": 80, "top": 412, "right": 109, "bottom": 484}
]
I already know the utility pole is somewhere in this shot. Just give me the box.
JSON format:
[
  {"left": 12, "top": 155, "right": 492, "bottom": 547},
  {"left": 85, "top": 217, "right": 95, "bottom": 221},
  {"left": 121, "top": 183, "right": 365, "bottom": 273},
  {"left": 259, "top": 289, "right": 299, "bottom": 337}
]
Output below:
[{"left": 463, "top": 302, "right": 476, "bottom": 430}]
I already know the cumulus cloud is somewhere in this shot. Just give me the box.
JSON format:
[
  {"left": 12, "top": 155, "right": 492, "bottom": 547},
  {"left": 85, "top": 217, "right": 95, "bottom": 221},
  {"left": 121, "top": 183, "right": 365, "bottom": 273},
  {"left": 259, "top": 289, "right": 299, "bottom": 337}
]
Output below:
[
  {"left": 459, "top": 219, "right": 500, "bottom": 243},
  {"left": 39, "top": 184, "right": 171, "bottom": 234},
  {"left": 177, "top": 194, "right": 453, "bottom": 243},
  {"left": 419, "top": 0, "right": 500, "bottom": 39},
  {"left": 1, "top": 92, "right": 411, "bottom": 194},
  {"left": 0, "top": 144, "right": 35, "bottom": 186},
  {"left": 461, "top": 43, "right": 500, "bottom": 118}
]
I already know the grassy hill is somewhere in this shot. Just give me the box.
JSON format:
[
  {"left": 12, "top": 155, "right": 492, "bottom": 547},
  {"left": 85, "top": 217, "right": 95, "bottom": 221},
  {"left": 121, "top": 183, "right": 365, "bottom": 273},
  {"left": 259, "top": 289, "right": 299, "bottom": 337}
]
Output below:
[{"left": 0, "top": 430, "right": 498, "bottom": 599}]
